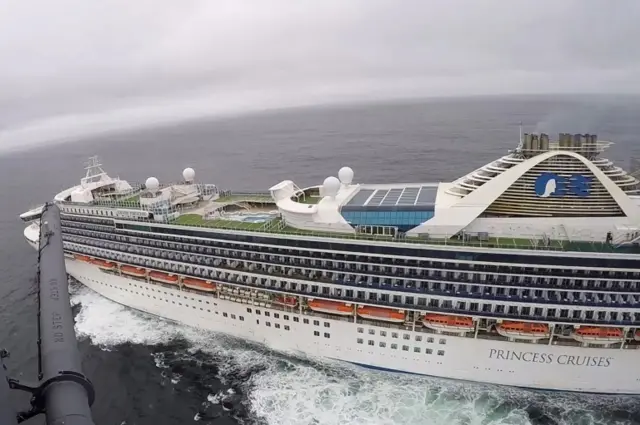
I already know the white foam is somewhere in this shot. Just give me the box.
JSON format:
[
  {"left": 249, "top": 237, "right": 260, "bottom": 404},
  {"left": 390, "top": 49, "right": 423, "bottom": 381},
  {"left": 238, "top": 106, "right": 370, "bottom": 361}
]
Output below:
[
  {"left": 70, "top": 285, "right": 634, "bottom": 425},
  {"left": 207, "top": 392, "right": 224, "bottom": 404}
]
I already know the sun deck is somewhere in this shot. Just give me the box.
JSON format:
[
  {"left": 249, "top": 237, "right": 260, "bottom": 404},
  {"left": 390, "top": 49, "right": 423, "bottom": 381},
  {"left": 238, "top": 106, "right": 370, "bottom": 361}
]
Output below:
[{"left": 165, "top": 212, "right": 640, "bottom": 255}]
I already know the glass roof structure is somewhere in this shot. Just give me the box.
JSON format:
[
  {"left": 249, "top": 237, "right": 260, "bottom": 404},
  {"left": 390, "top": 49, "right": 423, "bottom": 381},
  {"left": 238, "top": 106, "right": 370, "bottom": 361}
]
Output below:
[{"left": 344, "top": 186, "right": 438, "bottom": 209}]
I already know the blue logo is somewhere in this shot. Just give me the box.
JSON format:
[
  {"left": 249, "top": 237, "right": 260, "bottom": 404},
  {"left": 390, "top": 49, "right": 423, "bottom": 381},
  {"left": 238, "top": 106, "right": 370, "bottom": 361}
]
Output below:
[{"left": 534, "top": 173, "right": 591, "bottom": 198}]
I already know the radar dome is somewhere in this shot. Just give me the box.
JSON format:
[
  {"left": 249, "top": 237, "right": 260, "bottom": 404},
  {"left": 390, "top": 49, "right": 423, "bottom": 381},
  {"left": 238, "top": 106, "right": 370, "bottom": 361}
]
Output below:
[
  {"left": 338, "top": 166, "right": 354, "bottom": 185},
  {"left": 145, "top": 177, "right": 159, "bottom": 192},
  {"left": 323, "top": 176, "right": 340, "bottom": 198},
  {"left": 183, "top": 167, "right": 195, "bottom": 182}
]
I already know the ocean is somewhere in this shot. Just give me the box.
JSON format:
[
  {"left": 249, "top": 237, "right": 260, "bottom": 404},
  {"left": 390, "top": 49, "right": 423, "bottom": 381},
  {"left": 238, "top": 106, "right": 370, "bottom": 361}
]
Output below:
[{"left": 1, "top": 95, "right": 640, "bottom": 425}]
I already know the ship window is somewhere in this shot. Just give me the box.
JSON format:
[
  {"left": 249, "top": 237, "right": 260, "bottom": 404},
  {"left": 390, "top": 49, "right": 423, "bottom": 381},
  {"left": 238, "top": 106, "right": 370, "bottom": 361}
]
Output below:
[
  {"left": 324, "top": 333, "right": 330, "bottom": 338},
  {"left": 324, "top": 322, "right": 330, "bottom": 328},
  {"left": 266, "top": 322, "right": 271, "bottom": 327},
  {"left": 426, "top": 348, "right": 433, "bottom": 355},
  {"left": 247, "top": 308, "right": 252, "bottom": 313},
  {"left": 403, "top": 334, "right": 410, "bottom": 340},
  {"left": 368, "top": 340, "right": 374, "bottom": 346},
  {"left": 256, "top": 320, "right": 260, "bottom": 324},
  {"left": 369, "top": 329, "right": 375, "bottom": 335},
  {"left": 304, "top": 319, "right": 309, "bottom": 324},
  {"left": 437, "top": 350, "right": 445, "bottom": 356},
  {"left": 314, "top": 331, "right": 319, "bottom": 336},
  {"left": 414, "top": 347, "right": 420, "bottom": 353},
  {"left": 275, "top": 323, "right": 280, "bottom": 329},
  {"left": 265, "top": 312, "right": 270, "bottom": 317},
  {"left": 380, "top": 331, "right": 387, "bottom": 337},
  {"left": 256, "top": 310, "right": 261, "bottom": 315},
  {"left": 285, "top": 325, "right": 290, "bottom": 331},
  {"left": 314, "top": 320, "right": 320, "bottom": 326},
  {"left": 358, "top": 327, "right": 364, "bottom": 333},
  {"left": 415, "top": 335, "right": 422, "bottom": 342},
  {"left": 392, "top": 332, "right": 399, "bottom": 339},
  {"left": 231, "top": 314, "right": 236, "bottom": 319},
  {"left": 402, "top": 345, "right": 409, "bottom": 351},
  {"left": 439, "top": 339, "right": 446, "bottom": 345},
  {"left": 293, "top": 317, "right": 299, "bottom": 322},
  {"left": 379, "top": 342, "right": 386, "bottom": 348},
  {"left": 357, "top": 338, "right": 363, "bottom": 344},
  {"left": 274, "top": 313, "right": 279, "bottom": 319},
  {"left": 391, "top": 344, "right": 398, "bottom": 350},
  {"left": 427, "top": 337, "right": 434, "bottom": 343},
  {"left": 240, "top": 316, "right": 244, "bottom": 321},
  {"left": 284, "top": 315, "right": 290, "bottom": 320}
]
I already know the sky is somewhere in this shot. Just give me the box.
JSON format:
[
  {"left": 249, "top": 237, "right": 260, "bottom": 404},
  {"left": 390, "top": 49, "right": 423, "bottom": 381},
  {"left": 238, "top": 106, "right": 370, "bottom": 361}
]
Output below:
[{"left": 1, "top": 0, "right": 639, "bottom": 151}]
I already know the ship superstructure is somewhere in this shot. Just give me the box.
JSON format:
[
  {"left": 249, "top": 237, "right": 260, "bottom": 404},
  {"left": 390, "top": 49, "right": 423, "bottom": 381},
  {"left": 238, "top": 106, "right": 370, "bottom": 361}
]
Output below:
[{"left": 20, "top": 133, "right": 640, "bottom": 394}]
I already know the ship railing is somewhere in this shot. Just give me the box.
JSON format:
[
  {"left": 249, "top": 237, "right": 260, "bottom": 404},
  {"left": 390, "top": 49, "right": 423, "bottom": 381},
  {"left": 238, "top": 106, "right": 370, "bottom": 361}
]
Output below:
[
  {"left": 162, "top": 217, "right": 631, "bottom": 253},
  {"left": 612, "top": 229, "right": 640, "bottom": 248},
  {"left": 70, "top": 194, "right": 632, "bottom": 254}
]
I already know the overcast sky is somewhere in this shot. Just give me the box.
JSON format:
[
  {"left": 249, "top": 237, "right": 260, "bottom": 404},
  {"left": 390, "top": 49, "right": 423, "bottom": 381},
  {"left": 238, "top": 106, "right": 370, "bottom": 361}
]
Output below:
[{"left": 1, "top": 0, "right": 639, "bottom": 151}]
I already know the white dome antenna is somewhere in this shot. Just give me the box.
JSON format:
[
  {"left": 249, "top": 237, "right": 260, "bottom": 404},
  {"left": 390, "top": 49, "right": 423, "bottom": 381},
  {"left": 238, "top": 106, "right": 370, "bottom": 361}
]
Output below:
[
  {"left": 323, "top": 176, "right": 340, "bottom": 199},
  {"left": 338, "top": 166, "right": 354, "bottom": 185},
  {"left": 145, "top": 177, "right": 160, "bottom": 194},
  {"left": 183, "top": 167, "right": 195, "bottom": 183}
]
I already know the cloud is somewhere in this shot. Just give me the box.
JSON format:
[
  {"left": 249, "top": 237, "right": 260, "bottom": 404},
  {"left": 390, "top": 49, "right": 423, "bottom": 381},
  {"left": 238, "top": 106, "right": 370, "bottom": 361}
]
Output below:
[{"left": 1, "top": 0, "right": 639, "bottom": 151}]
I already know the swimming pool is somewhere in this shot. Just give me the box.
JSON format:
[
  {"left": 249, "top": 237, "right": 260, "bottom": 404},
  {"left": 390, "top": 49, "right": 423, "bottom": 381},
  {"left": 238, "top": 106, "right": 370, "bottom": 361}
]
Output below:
[{"left": 223, "top": 211, "right": 278, "bottom": 223}]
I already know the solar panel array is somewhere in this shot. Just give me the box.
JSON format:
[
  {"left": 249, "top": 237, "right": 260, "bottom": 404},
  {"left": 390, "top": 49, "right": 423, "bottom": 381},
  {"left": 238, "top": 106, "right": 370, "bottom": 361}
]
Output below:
[{"left": 345, "top": 186, "right": 438, "bottom": 207}]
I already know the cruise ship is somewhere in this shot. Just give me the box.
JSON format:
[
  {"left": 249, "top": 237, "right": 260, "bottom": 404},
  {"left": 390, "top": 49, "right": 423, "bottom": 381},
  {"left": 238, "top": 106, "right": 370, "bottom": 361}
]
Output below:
[{"left": 20, "top": 132, "right": 640, "bottom": 394}]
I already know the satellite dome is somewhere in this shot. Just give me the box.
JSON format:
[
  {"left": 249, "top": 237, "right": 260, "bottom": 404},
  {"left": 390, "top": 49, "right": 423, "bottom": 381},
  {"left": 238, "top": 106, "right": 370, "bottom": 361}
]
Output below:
[
  {"left": 145, "top": 177, "right": 159, "bottom": 192},
  {"left": 323, "top": 176, "right": 340, "bottom": 198},
  {"left": 183, "top": 167, "right": 195, "bottom": 182},
  {"left": 338, "top": 166, "right": 354, "bottom": 185}
]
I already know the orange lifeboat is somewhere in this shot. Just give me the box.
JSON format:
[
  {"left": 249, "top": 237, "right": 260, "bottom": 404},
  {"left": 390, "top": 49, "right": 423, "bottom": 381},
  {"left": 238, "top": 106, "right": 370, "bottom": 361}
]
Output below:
[
  {"left": 496, "top": 321, "right": 550, "bottom": 340},
  {"left": 307, "top": 299, "right": 352, "bottom": 316},
  {"left": 74, "top": 254, "right": 92, "bottom": 263},
  {"left": 572, "top": 327, "right": 624, "bottom": 345},
  {"left": 182, "top": 277, "right": 216, "bottom": 292},
  {"left": 149, "top": 271, "right": 179, "bottom": 284},
  {"left": 91, "top": 259, "right": 116, "bottom": 271},
  {"left": 357, "top": 306, "right": 405, "bottom": 323},
  {"left": 274, "top": 296, "right": 298, "bottom": 307},
  {"left": 121, "top": 265, "right": 146, "bottom": 278},
  {"left": 423, "top": 314, "right": 474, "bottom": 333}
]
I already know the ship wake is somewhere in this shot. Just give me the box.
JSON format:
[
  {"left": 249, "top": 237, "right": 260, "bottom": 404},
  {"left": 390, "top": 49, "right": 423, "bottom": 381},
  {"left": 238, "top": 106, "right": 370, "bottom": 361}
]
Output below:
[{"left": 69, "top": 284, "right": 639, "bottom": 425}]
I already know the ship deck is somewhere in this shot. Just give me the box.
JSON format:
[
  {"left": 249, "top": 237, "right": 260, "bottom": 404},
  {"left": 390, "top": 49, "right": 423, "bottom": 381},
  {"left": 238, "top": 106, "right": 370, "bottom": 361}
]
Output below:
[{"left": 168, "top": 214, "right": 640, "bottom": 254}]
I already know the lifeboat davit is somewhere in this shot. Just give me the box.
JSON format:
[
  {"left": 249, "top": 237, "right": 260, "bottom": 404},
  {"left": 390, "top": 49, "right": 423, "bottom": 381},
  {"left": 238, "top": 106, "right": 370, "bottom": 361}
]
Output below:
[
  {"left": 182, "top": 277, "right": 216, "bottom": 292},
  {"left": 149, "top": 271, "right": 179, "bottom": 284},
  {"left": 74, "top": 254, "right": 92, "bottom": 263},
  {"left": 307, "top": 299, "right": 352, "bottom": 316},
  {"left": 572, "top": 327, "right": 624, "bottom": 345},
  {"left": 274, "top": 296, "right": 298, "bottom": 307},
  {"left": 357, "top": 306, "right": 405, "bottom": 323},
  {"left": 496, "top": 321, "right": 550, "bottom": 341},
  {"left": 422, "top": 314, "right": 474, "bottom": 333},
  {"left": 121, "top": 265, "right": 147, "bottom": 278},
  {"left": 91, "top": 259, "right": 116, "bottom": 270}
]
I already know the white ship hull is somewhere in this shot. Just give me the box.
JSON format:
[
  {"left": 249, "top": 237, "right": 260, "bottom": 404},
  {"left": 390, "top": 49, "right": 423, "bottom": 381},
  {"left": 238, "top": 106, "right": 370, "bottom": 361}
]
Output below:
[{"left": 66, "top": 259, "right": 640, "bottom": 394}]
